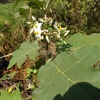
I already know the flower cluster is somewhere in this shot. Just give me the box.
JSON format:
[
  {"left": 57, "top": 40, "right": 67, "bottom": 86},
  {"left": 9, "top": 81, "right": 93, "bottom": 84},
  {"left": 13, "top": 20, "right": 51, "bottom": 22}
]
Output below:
[{"left": 27, "top": 15, "right": 70, "bottom": 43}]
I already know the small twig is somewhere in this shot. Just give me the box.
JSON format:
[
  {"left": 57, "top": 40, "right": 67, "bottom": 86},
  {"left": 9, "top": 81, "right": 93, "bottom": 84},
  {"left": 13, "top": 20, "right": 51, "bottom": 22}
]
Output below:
[{"left": 0, "top": 53, "right": 13, "bottom": 59}]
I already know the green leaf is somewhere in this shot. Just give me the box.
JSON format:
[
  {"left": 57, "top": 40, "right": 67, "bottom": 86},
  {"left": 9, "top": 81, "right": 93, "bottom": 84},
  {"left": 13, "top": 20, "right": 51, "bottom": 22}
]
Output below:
[
  {"left": 34, "top": 34, "right": 100, "bottom": 100},
  {"left": 15, "top": 0, "right": 29, "bottom": 5},
  {"left": 15, "top": 0, "right": 45, "bottom": 6},
  {"left": 0, "top": 89, "right": 22, "bottom": 100},
  {"left": 28, "top": 0, "right": 45, "bottom": 9},
  {"left": 67, "top": 34, "right": 100, "bottom": 52},
  {"left": 8, "top": 41, "right": 39, "bottom": 69}
]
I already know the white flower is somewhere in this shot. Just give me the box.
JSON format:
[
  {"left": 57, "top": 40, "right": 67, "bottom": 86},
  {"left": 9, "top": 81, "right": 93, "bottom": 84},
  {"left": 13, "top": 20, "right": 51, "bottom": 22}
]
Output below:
[
  {"left": 32, "top": 16, "right": 36, "bottom": 21},
  {"left": 38, "top": 18, "right": 44, "bottom": 22},
  {"left": 27, "top": 21, "right": 31, "bottom": 24},
  {"left": 44, "top": 14, "right": 48, "bottom": 20},
  {"left": 46, "top": 35, "right": 50, "bottom": 43},
  {"left": 33, "top": 21, "right": 43, "bottom": 33},
  {"left": 58, "top": 26, "right": 66, "bottom": 31},
  {"left": 35, "top": 33, "right": 43, "bottom": 40},
  {"left": 32, "top": 21, "right": 43, "bottom": 40},
  {"left": 57, "top": 34, "right": 61, "bottom": 39},
  {"left": 30, "top": 28, "right": 34, "bottom": 34},
  {"left": 64, "top": 30, "right": 70, "bottom": 37}
]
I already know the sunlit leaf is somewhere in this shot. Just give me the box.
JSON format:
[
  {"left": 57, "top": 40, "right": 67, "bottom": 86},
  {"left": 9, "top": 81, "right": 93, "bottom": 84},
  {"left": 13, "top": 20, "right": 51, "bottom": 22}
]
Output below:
[
  {"left": 67, "top": 34, "right": 100, "bottom": 52},
  {"left": 34, "top": 34, "right": 100, "bottom": 100},
  {"left": 8, "top": 41, "right": 39, "bottom": 69}
]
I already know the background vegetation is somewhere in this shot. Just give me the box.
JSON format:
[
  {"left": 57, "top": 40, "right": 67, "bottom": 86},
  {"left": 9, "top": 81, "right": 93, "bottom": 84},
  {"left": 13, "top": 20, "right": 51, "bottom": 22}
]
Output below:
[{"left": 0, "top": 0, "right": 100, "bottom": 100}]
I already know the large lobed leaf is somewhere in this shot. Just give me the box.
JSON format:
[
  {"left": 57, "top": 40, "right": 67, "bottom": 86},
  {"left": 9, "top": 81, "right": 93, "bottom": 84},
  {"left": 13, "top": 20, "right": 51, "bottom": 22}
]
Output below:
[
  {"left": 8, "top": 41, "right": 39, "bottom": 69},
  {"left": 34, "top": 34, "right": 100, "bottom": 100}
]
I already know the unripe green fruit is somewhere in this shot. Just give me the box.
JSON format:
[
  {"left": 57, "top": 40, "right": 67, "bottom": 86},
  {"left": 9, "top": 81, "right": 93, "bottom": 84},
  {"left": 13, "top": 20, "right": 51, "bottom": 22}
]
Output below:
[{"left": 33, "top": 69, "right": 38, "bottom": 74}]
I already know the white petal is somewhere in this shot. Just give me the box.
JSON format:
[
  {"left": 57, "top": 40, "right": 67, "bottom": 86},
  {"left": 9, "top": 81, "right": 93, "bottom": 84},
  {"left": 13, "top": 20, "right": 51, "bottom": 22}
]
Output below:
[
  {"left": 46, "top": 35, "right": 50, "bottom": 43},
  {"left": 32, "top": 16, "right": 36, "bottom": 21},
  {"left": 30, "top": 28, "right": 34, "bottom": 34},
  {"left": 38, "top": 18, "right": 44, "bottom": 22},
  {"left": 64, "top": 30, "right": 70, "bottom": 36},
  {"left": 27, "top": 22, "right": 31, "bottom": 24}
]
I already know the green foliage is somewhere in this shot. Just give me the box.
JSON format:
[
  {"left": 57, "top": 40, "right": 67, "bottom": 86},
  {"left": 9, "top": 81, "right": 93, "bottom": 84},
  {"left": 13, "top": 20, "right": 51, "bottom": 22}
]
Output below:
[
  {"left": 15, "top": 0, "right": 45, "bottom": 8},
  {"left": 0, "top": 89, "right": 22, "bottom": 100},
  {"left": 0, "top": 3, "right": 17, "bottom": 33},
  {"left": 0, "top": 0, "right": 100, "bottom": 99},
  {"left": 0, "top": 3, "right": 19, "bottom": 49},
  {"left": 67, "top": 33, "right": 100, "bottom": 50},
  {"left": 15, "top": 0, "right": 100, "bottom": 34},
  {"left": 45, "top": 0, "right": 100, "bottom": 34},
  {"left": 34, "top": 34, "right": 100, "bottom": 100},
  {"left": 8, "top": 41, "right": 39, "bottom": 69},
  {"left": 15, "top": 0, "right": 50, "bottom": 18}
]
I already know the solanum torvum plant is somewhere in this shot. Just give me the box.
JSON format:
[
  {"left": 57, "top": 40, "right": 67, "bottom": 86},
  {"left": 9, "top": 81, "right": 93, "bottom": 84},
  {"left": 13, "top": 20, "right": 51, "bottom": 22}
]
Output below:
[{"left": 27, "top": 15, "right": 70, "bottom": 44}]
